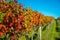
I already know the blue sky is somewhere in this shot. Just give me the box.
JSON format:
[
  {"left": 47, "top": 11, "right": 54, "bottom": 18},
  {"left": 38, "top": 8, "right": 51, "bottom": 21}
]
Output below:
[{"left": 18, "top": 0, "right": 60, "bottom": 18}]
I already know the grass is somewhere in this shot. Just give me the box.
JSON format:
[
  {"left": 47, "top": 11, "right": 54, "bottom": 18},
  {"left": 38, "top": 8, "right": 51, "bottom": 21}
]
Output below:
[{"left": 42, "top": 20, "right": 56, "bottom": 40}]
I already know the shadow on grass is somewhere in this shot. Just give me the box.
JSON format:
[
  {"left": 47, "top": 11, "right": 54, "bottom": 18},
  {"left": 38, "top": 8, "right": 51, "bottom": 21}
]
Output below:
[
  {"left": 55, "top": 38, "right": 60, "bottom": 40},
  {"left": 56, "top": 27, "right": 60, "bottom": 32}
]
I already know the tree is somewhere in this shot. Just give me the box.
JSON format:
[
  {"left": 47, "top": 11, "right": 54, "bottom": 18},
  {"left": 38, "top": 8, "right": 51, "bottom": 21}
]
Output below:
[
  {"left": 14, "top": 0, "right": 17, "bottom": 3},
  {"left": 57, "top": 17, "right": 60, "bottom": 20}
]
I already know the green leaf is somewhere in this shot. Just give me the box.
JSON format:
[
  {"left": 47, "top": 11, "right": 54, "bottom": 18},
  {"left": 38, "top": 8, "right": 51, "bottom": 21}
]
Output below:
[
  {"left": 0, "top": 19, "right": 2, "bottom": 23},
  {"left": 6, "top": 34, "right": 9, "bottom": 38},
  {"left": 0, "top": 13, "right": 6, "bottom": 23},
  {"left": 18, "top": 36, "right": 26, "bottom": 40},
  {"left": 0, "top": 35, "right": 5, "bottom": 38},
  {"left": 28, "top": 30, "right": 34, "bottom": 38}
]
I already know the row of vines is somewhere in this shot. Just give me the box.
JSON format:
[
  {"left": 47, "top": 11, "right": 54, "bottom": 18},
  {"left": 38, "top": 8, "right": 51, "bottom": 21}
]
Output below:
[{"left": 0, "top": 0, "right": 55, "bottom": 40}]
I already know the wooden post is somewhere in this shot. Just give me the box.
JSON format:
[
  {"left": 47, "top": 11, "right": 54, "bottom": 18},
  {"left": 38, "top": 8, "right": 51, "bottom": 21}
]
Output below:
[
  {"left": 40, "top": 27, "right": 42, "bottom": 40},
  {"left": 31, "top": 32, "right": 33, "bottom": 40}
]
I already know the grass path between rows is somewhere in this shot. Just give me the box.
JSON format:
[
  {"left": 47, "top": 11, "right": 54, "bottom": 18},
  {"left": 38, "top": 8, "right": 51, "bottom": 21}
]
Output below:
[{"left": 42, "top": 20, "right": 56, "bottom": 40}]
